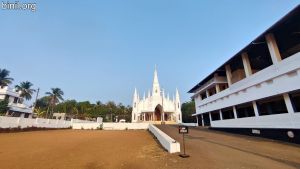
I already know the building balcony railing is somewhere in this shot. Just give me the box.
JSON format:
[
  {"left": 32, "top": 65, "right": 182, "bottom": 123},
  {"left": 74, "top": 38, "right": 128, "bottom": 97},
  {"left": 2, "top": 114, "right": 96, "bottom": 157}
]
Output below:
[
  {"left": 8, "top": 102, "right": 33, "bottom": 114},
  {"left": 0, "top": 86, "right": 20, "bottom": 97}
]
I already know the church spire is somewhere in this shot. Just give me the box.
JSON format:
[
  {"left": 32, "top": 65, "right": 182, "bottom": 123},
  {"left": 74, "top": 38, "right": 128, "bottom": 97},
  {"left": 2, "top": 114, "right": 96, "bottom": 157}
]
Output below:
[{"left": 152, "top": 66, "right": 161, "bottom": 96}]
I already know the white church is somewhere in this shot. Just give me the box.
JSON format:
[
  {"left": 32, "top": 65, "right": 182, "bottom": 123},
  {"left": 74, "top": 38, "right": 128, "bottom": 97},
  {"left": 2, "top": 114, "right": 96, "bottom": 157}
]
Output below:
[{"left": 131, "top": 68, "right": 182, "bottom": 124}]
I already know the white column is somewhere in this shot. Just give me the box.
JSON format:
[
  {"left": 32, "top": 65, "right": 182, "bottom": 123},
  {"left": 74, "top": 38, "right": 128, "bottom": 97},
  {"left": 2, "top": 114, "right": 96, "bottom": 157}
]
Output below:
[
  {"left": 265, "top": 33, "right": 282, "bottom": 64},
  {"left": 233, "top": 106, "right": 237, "bottom": 119},
  {"left": 283, "top": 93, "right": 294, "bottom": 114},
  {"left": 206, "top": 90, "right": 210, "bottom": 98},
  {"left": 201, "top": 114, "right": 204, "bottom": 127},
  {"left": 252, "top": 101, "right": 259, "bottom": 117},
  {"left": 219, "top": 110, "right": 223, "bottom": 120},
  {"left": 209, "top": 112, "right": 212, "bottom": 122},
  {"left": 196, "top": 115, "right": 199, "bottom": 126},
  {"left": 225, "top": 65, "right": 232, "bottom": 86},
  {"left": 215, "top": 84, "right": 220, "bottom": 93},
  {"left": 241, "top": 52, "right": 252, "bottom": 77}
]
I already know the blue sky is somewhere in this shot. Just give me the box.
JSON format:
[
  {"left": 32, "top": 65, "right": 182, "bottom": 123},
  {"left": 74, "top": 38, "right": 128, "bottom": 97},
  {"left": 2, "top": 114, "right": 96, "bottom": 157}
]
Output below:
[{"left": 1, "top": 0, "right": 299, "bottom": 105}]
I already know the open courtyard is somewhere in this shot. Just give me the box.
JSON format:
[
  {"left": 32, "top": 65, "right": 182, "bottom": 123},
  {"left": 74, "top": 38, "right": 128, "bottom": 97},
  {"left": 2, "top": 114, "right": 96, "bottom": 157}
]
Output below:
[{"left": 0, "top": 128, "right": 300, "bottom": 169}]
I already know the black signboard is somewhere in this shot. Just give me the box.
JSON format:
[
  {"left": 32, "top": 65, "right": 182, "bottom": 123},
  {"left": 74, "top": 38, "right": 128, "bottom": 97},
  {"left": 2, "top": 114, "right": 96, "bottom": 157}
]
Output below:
[{"left": 179, "top": 126, "right": 189, "bottom": 134}]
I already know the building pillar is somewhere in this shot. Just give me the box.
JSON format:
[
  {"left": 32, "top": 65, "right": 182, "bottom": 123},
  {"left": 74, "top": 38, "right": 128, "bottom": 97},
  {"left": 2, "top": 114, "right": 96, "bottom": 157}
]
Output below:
[
  {"left": 206, "top": 90, "right": 210, "bottom": 98},
  {"left": 241, "top": 52, "right": 252, "bottom": 77},
  {"left": 219, "top": 110, "right": 223, "bottom": 120},
  {"left": 199, "top": 94, "right": 202, "bottom": 101},
  {"left": 215, "top": 84, "right": 220, "bottom": 93},
  {"left": 283, "top": 93, "right": 295, "bottom": 114},
  {"left": 143, "top": 113, "right": 145, "bottom": 121},
  {"left": 209, "top": 112, "right": 212, "bottom": 122},
  {"left": 225, "top": 65, "right": 232, "bottom": 86},
  {"left": 196, "top": 115, "right": 198, "bottom": 126},
  {"left": 252, "top": 101, "right": 259, "bottom": 117},
  {"left": 201, "top": 114, "right": 204, "bottom": 127},
  {"left": 233, "top": 106, "right": 237, "bottom": 119},
  {"left": 265, "top": 33, "right": 282, "bottom": 64}
]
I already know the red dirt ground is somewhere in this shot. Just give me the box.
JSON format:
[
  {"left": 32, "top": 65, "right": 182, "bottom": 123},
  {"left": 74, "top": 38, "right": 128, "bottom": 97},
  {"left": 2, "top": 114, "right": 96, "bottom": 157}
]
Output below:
[{"left": 0, "top": 128, "right": 299, "bottom": 169}]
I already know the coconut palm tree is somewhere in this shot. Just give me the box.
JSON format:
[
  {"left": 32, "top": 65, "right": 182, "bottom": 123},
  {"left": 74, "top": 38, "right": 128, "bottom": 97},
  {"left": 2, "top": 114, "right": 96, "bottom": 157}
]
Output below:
[
  {"left": 15, "top": 81, "right": 36, "bottom": 100},
  {"left": 0, "top": 69, "right": 13, "bottom": 88},
  {"left": 45, "top": 88, "right": 64, "bottom": 118},
  {"left": 34, "top": 107, "right": 46, "bottom": 117}
]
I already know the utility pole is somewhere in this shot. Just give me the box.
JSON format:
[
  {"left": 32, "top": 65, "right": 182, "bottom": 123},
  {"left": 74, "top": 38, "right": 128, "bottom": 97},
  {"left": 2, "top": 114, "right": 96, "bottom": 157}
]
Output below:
[{"left": 32, "top": 88, "right": 40, "bottom": 114}]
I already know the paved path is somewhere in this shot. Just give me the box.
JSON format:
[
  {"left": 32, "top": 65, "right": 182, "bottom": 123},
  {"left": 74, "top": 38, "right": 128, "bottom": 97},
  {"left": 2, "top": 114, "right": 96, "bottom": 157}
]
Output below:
[{"left": 156, "top": 125, "right": 300, "bottom": 169}]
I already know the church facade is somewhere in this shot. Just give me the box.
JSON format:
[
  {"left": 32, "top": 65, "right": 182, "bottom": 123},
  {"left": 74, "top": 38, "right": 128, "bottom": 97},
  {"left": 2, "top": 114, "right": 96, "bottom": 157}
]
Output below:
[{"left": 131, "top": 68, "right": 182, "bottom": 124}]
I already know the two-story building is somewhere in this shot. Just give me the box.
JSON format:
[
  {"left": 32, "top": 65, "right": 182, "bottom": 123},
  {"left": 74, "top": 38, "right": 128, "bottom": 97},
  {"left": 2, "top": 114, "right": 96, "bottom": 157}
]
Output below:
[{"left": 0, "top": 86, "right": 33, "bottom": 118}]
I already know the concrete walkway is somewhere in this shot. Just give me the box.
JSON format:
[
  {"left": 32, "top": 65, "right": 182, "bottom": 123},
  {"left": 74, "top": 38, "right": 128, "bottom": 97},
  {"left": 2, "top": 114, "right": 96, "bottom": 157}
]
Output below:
[{"left": 156, "top": 125, "right": 300, "bottom": 169}]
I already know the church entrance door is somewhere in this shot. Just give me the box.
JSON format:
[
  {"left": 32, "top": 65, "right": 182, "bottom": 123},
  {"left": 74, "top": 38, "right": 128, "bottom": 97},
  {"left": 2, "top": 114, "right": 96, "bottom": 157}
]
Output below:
[{"left": 154, "top": 105, "right": 162, "bottom": 121}]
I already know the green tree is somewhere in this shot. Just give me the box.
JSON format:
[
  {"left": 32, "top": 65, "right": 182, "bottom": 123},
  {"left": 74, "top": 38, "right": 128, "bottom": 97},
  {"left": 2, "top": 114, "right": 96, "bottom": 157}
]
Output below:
[
  {"left": 15, "top": 81, "right": 36, "bottom": 100},
  {"left": 36, "top": 96, "right": 51, "bottom": 110},
  {"left": 34, "top": 107, "right": 46, "bottom": 117},
  {"left": 45, "top": 88, "right": 64, "bottom": 118},
  {"left": 181, "top": 100, "right": 197, "bottom": 123},
  {"left": 0, "top": 69, "right": 13, "bottom": 87},
  {"left": 0, "top": 99, "right": 8, "bottom": 115}
]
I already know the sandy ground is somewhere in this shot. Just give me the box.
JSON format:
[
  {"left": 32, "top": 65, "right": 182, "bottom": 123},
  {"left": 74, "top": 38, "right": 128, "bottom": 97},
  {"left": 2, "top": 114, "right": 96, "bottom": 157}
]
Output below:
[
  {"left": 157, "top": 125, "right": 300, "bottom": 169},
  {"left": 0, "top": 128, "right": 299, "bottom": 169}
]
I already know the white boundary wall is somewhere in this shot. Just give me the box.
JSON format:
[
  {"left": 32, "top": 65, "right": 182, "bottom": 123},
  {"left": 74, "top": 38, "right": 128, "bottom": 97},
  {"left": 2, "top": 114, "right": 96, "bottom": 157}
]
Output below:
[
  {"left": 103, "top": 123, "right": 149, "bottom": 130},
  {"left": 0, "top": 116, "right": 71, "bottom": 129},
  {"left": 72, "top": 122, "right": 150, "bottom": 130},
  {"left": 180, "top": 123, "right": 198, "bottom": 127},
  {"left": 148, "top": 124, "right": 180, "bottom": 153}
]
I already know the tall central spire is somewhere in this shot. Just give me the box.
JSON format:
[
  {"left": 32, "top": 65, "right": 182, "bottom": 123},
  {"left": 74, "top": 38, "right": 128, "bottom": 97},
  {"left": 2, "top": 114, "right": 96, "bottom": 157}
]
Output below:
[{"left": 152, "top": 66, "right": 161, "bottom": 96}]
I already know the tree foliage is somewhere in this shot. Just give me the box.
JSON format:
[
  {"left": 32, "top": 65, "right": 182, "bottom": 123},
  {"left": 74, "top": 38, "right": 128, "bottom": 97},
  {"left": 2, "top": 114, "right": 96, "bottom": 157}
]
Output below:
[
  {"left": 0, "top": 69, "right": 13, "bottom": 87},
  {"left": 181, "top": 100, "right": 196, "bottom": 123},
  {"left": 35, "top": 97, "right": 132, "bottom": 122},
  {"left": 0, "top": 99, "right": 8, "bottom": 115},
  {"left": 15, "top": 81, "right": 36, "bottom": 100}
]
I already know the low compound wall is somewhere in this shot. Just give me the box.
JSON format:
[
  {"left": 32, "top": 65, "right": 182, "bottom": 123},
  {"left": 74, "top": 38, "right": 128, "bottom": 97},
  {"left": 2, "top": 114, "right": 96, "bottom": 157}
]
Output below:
[
  {"left": 103, "top": 123, "right": 149, "bottom": 130},
  {"left": 72, "top": 122, "right": 150, "bottom": 130},
  {"left": 180, "top": 123, "right": 198, "bottom": 127},
  {"left": 0, "top": 116, "right": 71, "bottom": 129},
  {"left": 72, "top": 122, "right": 101, "bottom": 130},
  {"left": 148, "top": 124, "right": 180, "bottom": 153}
]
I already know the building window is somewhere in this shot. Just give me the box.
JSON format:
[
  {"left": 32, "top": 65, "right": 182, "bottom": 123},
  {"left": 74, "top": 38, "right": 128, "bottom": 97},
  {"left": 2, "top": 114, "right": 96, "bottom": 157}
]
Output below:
[
  {"left": 248, "top": 37, "right": 273, "bottom": 74},
  {"left": 211, "top": 110, "right": 220, "bottom": 121},
  {"left": 290, "top": 90, "right": 300, "bottom": 112},
  {"left": 229, "top": 56, "right": 246, "bottom": 84},
  {"left": 13, "top": 97, "right": 18, "bottom": 103},
  {"left": 221, "top": 107, "right": 235, "bottom": 120},
  {"left": 236, "top": 102, "right": 255, "bottom": 118},
  {"left": 200, "top": 92, "right": 207, "bottom": 100},
  {"left": 207, "top": 87, "right": 216, "bottom": 96},
  {"left": 219, "top": 83, "right": 228, "bottom": 92},
  {"left": 257, "top": 95, "right": 288, "bottom": 116},
  {"left": 273, "top": 11, "right": 300, "bottom": 60}
]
